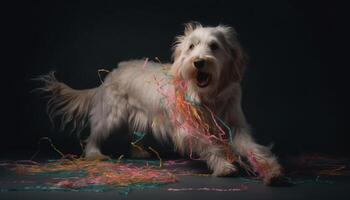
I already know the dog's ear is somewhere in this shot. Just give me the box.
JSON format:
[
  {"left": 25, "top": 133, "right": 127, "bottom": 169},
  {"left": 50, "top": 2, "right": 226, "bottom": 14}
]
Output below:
[
  {"left": 217, "top": 25, "right": 248, "bottom": 82},
  {"left": 230, "top": 42, "right": 248, "bottom": 82}
]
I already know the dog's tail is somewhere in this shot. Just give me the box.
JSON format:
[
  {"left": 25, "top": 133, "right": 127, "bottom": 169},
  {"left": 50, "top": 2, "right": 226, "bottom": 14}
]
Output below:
[{"left": 35, "top": 72, "right": 97, "bottom": 134}]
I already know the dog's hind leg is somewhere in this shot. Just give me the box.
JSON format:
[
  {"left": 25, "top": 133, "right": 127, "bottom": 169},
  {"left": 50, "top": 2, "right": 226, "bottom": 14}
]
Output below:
[
  {"left": 129, "top": 110, "right": 152, "bottom": 159},
  {"left": 84, "top": 127, "right": 112, "bottom": 161},
  {"left": 84, "top": 89, "right": 128, "bottom": 160}
]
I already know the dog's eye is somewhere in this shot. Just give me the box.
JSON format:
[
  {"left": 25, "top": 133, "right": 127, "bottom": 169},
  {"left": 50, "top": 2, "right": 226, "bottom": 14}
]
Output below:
[
  {"left": 209, "top": 42, "right": 219, "bottom": 51},
  {"left": 189, "top": 44, "right": 194, "bottom": 50}
]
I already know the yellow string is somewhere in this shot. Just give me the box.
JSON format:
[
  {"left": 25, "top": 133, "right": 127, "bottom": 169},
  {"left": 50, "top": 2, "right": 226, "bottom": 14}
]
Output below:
[
  {"left": 148, "top": 146, "right": 163, "bottom": 168},
  {"left": 97, "top": 68, "right": 110, "bottom": 84},
  {"left": 31, "top": 137, "right": 65, "bottom": 160}
]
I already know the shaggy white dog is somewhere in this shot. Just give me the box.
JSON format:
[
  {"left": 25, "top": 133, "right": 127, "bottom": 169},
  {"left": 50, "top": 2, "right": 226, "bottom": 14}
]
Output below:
[{"left": 38, "top": 22, "right": 282, "bottom": 184}]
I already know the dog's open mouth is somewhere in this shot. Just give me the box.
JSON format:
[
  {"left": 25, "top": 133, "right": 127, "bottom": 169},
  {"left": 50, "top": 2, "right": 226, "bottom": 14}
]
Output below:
[{"left": 196, "top": 71, "right": 211, "bottom": 88}]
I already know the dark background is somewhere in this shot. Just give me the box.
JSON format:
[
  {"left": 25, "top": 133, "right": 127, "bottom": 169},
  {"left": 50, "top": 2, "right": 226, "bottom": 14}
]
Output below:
[{"left": 1, "top": 0, "right": 348, "bottom": 159}]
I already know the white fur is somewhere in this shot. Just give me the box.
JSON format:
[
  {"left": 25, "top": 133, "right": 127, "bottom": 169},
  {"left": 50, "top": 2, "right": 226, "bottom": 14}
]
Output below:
[{"left": 39, "top": 22, "right": 282, "bottom": 184}]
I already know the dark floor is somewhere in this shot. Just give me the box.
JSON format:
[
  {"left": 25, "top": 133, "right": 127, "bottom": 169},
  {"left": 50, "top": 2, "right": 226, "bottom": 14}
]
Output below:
[
  {"left": 1, "top": 175, "right": 350, "bottom": 200},
  {"left": 1, "top": 158, "right": 350, "bottom": 200}
]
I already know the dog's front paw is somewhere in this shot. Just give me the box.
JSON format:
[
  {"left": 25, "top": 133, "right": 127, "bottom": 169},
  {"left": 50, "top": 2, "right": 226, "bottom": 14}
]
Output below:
[
  {"left": 212, "top": 162, "right": 238, "bottom": 177},
  {"left": 262, "top": 163, "right": 283, "bottom": 185}
]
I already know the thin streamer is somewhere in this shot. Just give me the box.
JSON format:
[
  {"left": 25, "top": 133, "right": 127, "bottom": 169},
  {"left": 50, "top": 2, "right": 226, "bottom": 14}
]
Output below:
[{"left": 167, "top": 184, "right": 248, "bottom": 192}]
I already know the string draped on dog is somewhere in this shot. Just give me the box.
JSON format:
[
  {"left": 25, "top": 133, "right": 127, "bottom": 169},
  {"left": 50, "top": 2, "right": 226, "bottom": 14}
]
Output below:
[{"left": 151, "top": 58, "right": 236, "bottom": 163}]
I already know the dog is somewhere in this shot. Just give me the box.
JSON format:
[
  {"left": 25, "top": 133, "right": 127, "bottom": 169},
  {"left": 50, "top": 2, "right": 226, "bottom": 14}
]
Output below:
[{"left": 37, "top": 22, "right": 282, "bottom": 185}]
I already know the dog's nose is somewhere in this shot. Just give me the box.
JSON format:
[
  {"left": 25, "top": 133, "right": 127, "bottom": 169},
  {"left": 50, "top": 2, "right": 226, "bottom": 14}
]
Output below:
[{"left": 193, "top": 59, "right": 205, "bottom": 69}]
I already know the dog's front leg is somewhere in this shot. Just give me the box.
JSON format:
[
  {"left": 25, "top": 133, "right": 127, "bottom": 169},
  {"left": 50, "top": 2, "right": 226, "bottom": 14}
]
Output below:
[
  {"left": 232, "top": 127, "right": 282, "bottom": 184},
  {"left": 225, "top": 94, "right": 283, "bottom": 184},
  {"left": 172, "top": 128, "right": 237, "bottom": 176},
  {"left": 202, "top": 145, "right": 238, "bottom": 177}
]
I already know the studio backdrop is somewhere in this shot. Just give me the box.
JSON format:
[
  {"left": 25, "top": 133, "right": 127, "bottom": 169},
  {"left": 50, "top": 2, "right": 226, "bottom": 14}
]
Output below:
[{"left": 1, "top": 0, "right": 348, "bottom": 158}]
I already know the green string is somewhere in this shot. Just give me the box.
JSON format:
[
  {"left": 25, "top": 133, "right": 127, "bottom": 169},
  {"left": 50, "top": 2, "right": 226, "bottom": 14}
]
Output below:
[{"left": 131, "top": 131, "right": 146, "bottom": 145}]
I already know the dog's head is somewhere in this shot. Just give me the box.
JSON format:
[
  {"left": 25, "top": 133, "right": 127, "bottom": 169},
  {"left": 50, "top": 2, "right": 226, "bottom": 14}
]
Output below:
[{"left": 171, "top": 22, "right": 248, "bottom": 102}]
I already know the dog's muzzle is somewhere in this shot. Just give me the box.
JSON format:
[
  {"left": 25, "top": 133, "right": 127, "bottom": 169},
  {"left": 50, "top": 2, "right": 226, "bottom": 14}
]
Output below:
[{"left": 193, "top": 59, "right": 211, "bottom": 88}]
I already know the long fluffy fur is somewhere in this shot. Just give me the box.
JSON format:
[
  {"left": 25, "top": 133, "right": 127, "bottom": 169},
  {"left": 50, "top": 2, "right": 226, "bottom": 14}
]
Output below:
[
  {"left": 37, "top": 23, "right": 282, "bottom": 185},
  {"left": 36, "top": 72, "right": 97, "bottom": 133}
]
